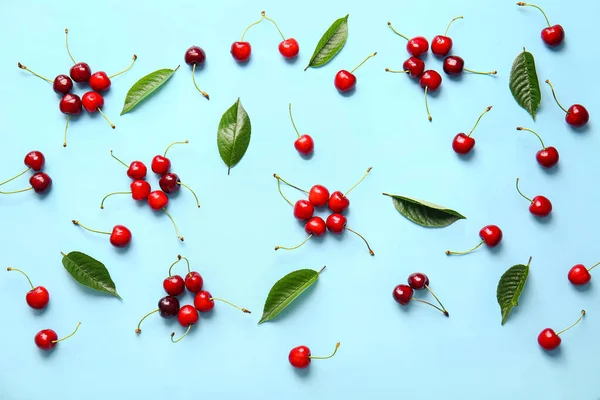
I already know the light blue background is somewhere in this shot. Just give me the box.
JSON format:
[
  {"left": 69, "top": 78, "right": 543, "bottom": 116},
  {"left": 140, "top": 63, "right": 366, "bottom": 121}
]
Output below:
[{"left": 1, "top": 0, "right": 598, "bottom": 399}]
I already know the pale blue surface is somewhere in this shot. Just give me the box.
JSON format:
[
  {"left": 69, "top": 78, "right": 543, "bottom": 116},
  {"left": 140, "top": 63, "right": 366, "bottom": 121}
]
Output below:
[{"left": 1, "top": 0, "right": 599, "bottom": 399}]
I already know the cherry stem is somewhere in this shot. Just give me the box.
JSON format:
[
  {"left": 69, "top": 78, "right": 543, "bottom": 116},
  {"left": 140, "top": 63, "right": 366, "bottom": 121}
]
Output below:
[
  {"left": 276, "top": 176, "right": 294, "bottom": 206},
  {"left": 309, "top": 342, "right": 340, "bottom": 360},
  {"left": 385, "top": 68, "right": 409, "bottom": 74},
  {"left": 53, "top": 322, "right": 81, "bottom": 343},
  {"left": 515, "top": 178, "right": 533, "bottom": 203},
  {"left": 63, "top": 115, "right": 70, "bottom": 148},
  {"left": 163, "top": 208, "right": 184, "bottom": 241},
  {"left": 164, "top": 140, "right": 189, "bottom": 157},
  {"left": 517, "top": 126, "right": 546, "bottom": 149},
  {"left": 97, "top": 108, "right": 116, "bottom": 129},
  {"left": 463, "top": 68, "right": 497, "bottom": 75},
  {"left": 0, "top": 167, "right": 30, "bottom": 187},
  {"left": 412, "top": 298, "right": 449, "bottom": 317},
  {"left": 444, "top": 16, "right": 463, "bottom": 36},
  {"left": 545, "top": 79, "right": 569, "bottom": 114},
  {"left": 424, "top": 86, "right": 432, "bottom": 122},
  {"left": 288, "top": 103, "right": 301, "bottom": 138},
  {"left": 178, "top": 182, "right": 201, "bottom": 208},
  {"left": 210, "top": 297, "right": 251, "bottom": 313},
  {"left": 109, "top": 54, "right": 137, "bottom": 79},
  {"left": 425, "top": 285, "right": 448, "bottom": 315},
  {"left": 135, "top": 309, "right": 158, "bottom": 334},
  {"left": 556, "top": 310, "right": 585, "bottom": 336},
  {"left": 345, "top": 167, "right": 372, "bottom": 196},
  {"left": 262, "top": 11, "right": 286, "bottom": 40},
  {"left": 350, "top": 52, "right": 377, "bottom": 74},
  {"left": 168, "top": 254, "right": 191, "bottom": 277},
  {"left": 170, "top": 324, "right": 192, "bottom": 343},
  {"left": 65, "top": 28, "right": 77, "bottom": 64},
  {"left": 345, "top": 227, "right": 375, "bottom": 256},
  {"left": 17, "top": 63, "right": 52, "bottom": 83},
  {"left": 275, "top": 234, "right": 313, "bottom": 251},
  {"left": 6, "top": 267, "right": 34, "bottom": 289},
  {"left": 468, "top": 106, "right": 493, "bottom": 137},
  {"left": 517, "top": 2, "right": 551, "bottom": 27},
  {"left": 72, "top": 220, "right": 110, "bottom": 235},
  {"left": 191, "top": 63, "right": 210, "bottom": 100},
  {"left": 0, "top": 186, "right": 33, "bottom": 195},
  {"left": 100, "top": 191, "right": 131, "bottom": 209},
  {"left": 273, "top": 174, "right": 308, "bottom": 194},
  {"left": 241, "top": 13, "right": 265, "bottom": 41},
  {"left": 387, "top": 22, "right": 409, "bottom": 41},
  {"left": 588, "top": 261, "right": 600, "bottom": 272},
  {"left": 446, "top": 240, "right": 484, "bottom": 256},
  {"left": 110, "top": 150, "right": 129, "bottom": 168}
]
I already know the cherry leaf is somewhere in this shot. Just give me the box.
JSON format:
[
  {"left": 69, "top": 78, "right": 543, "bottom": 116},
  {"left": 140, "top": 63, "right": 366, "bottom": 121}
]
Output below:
[
  {"left": 383, "top": 193, "right": 466, "bottom": 228},
  {"left": 509, "top": 49, "right": 541, "bottom": 120},
  {"left": 304, "top": 14, "right": 349, "bottom": 71},
  {"left": 61, "top": 251, "right": 121, "bottom": 299},
  {"left": 217, "top": 98, "right": 251, "bottom": 175},
  {"left": 497, "top": 257, "right": 531, "bottom": 325},
  {"left": 120, "top": 66, "right": 180, "bottom": 115}
]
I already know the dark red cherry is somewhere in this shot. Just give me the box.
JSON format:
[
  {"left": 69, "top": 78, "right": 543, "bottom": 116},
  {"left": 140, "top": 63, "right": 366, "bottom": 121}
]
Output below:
[
  {"left": 407, "top": 273, "right": 429, "bottom": 290},
  {"left": 24, "top": 151, "right": 45, "bottom": 171},
  {"left": 59, "top": 94, "right": 82, "bottom": 115},
  {"left": 392, "top": 284, "right": 413, "bottom": 306},
  {"left": 53, "top": 74, "right": 73, "bottom": 95},
  {"left": 185, "top": 46, "right": 206, "bottom": 65},
  {"left": 30, "top": 172, "right": 52, "bottom": 193},
  {"left": 402, "top": 57, "right": 425, "bottom": 78},
  {"left": 69, "top": 62, "right": 92, "bottom": 83},
  {"left": 159, "top": 173, "right": 181, "bottom": 194}
]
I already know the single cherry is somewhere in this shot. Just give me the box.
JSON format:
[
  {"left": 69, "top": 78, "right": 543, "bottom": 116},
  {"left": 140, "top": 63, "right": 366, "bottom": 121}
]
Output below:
[
  {"left": 89, "top": 55, "right": 137, "bottom": 92},
  {"left": 538, "top": 310, "right": 585, "bottom": 350},
  {"left": 328, "top": 191, "right": 350, "bottom": 213},
  {"left": 293, "top": 199, "right": 314, "bottom": 220},
  {"left": 309, "top": 185, "right": 330, "bottom": 207},
  {"left": 546, "top": 80, "right": 589, "bottom": 128},
  {"left": 53, "top": 74, "right": 73, "bottom": 95},
  {"left": 289, "top": 103, "right": 314, "bottom": 155},
  {"left": 59, "top": 93, "right": 82, "bottom": 115},
  {"left": 419, "top": 70, "right": 442, "bottom": 121},
  {"left": 407, "top": 272, "right": 429, "bottom": 290},
  {"left": 325, "top": 213, "right": 375, "bottom": 255},
  {"left": 334, "top": 52, "right": 377, "bottom": 93},
  {"left": 446, "top": 225, "right": 503, "bottom": 255},
  {"left": 568, "top": 262, "right": 600, "bottom": 286},
  {"left": 164, "top": 275, "right": 186, "bottom": 296},
  {"left": 159, "top": 173, "right": 201, "bottom": 207},
  {"left": 109, "top": 150, "right": 147, "bottom": 180},
  {"left": 443, "top": 56, "right": 497, "bottom": 76},
  {"left": 517, "top": 2, "right": 564, "bottom": 47},
  {"left": 171, "top": 305, "right": 198, "bottom": 343},
  {"left": 82, "top": 91, "right": 115, "bottom": 129},
  {"left": 194, "top": 290, "right": 251, "bottom": 313},
  {"left": 185, "top": 271, "right": 204, "bottom": 293},
  {"left": 29, "top": 172, "right": 52, "bottom": 194},
  {"left": 72, "top": 220, "right": 132, "bottom": 247},
  {"left": 261, "top": 11, "right": 299, "bottom": 59},
  {"left": 385, "top": 57, "right": 425, "bottom": 79},
  {"left": 431, "top": 16, "right": 463, "bottom": 56},
  {"left": 100, "top": 180, "right": 151, "bottom": 208},
  {"left": 185, "top": 46, "right": 209, "bottom": 100},
  {"left": 516, "top": 127, "right": 559, "bottom": 168},
  {"left": 24, "top": 151, "right": 45, "bottom": 171},
  {"left": 35, "top": 322, "right": 81, "bottom": 351},
  {"left": 135, "top": 296, "right": 180, "bottom": 334},
  {"left": 7, "top": 267, "right": 50, "bottom": 309},
  {"left": 289, "top": 342, "right": 340, "bottom": 368},
  {"left": 274, "top": 218, "right": 326, "bottom": 252},
  {"left": 148, "top": 190, "right": 168, "bottom": 210},
  {"left": 452, "top": 106, "right": 493, "bottom": 154},
  {"left": 69, "top": 62, "right": 92, "bottom": 83},
  {"left": 388, "top": 22, "right": 429, "bottom": 56},
  {"left": 515, "top": 178, "right": 552, "bottom": 217},
  {"left": 231, "top": 13, "right": 265, "bottom": 62},
  {"left": 152, "top": 140, "right": 188, "bottom": 175}
]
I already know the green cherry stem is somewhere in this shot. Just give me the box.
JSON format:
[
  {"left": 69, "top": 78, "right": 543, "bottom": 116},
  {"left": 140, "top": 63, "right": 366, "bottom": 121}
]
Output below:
[
  {"left": 275, "top": 234, "right": 313, "bottom": 251},
  {"left": 170, "top": 325, "right": 192, "bottom": 343},
  {"left": 17, "top": 63, "right": 52, "bottom": 82},
  {"left": 587, "top": 261, "right": 600, "bottom": 272},
  {"left": 387, "top": 22, "right": 409, "bottom": 41},
  {"left": 345, "top": 167, "right": 372, "bottom": 197},
  {"left": 446, "top": 240, "right": 484, "bottom": 256},
  {"left": 7, "top": 267, "right": 35, "bottom": 289},
  {"left": 276, "top": 177, "right": 294, "bottom": 206},
  {"left": 163, "top": 208, "right": 184, "bottom": 241},
  {"left": 350, "top": 52, "right": 377, "bottom": 74},
  {"left": 177, "top": 182, "right": 201, "bottom": 208},
  {"left": 65, "top": 28, "right": 77, "bottom": 64},
  {"left": 210, "top": 297, "right": 252, "bottom": 313},
  {"left": 168, "top": 254, "right": 191, "bottom": 277},
  {"left": 192, "top": 63, "right": 210, "bottom": 100},
  {"left": 288, "top": 103, "right": 301, "bottom": 138},
  {"left": 63, "top": 115, "right": 70, "bottom": 147},
  {"left": 109, "top": 55, "right": 137, "bottom": 79},
  {"left": 135, "top": 309, "right": 159, "bottom": 334},
  {"left": 309, "top": 342, "right": 340, "bottom": 360},
  {"left": 517, "top": 2, "right": 552, "bottom": 27},
  {"left": 412, "top": 298, "right": 449, "bottom": 316},
  {"left": 110, "top": 150, "right": 129, "bottom": 168},
  {"left": 345, "top": 227, "right": 375, "bottom": 256},
  {"left": 424, "top": 86, "right": 432, "bottom": 122},
  {"left": 164, "top": 140, "right": 189, "bottom": 158},
  {"left": 385, "top": 68, "right": 409, "bottom": 74},
  {"left": 53, "top": 322, "right": 81, "bottom": 343},
  {"left": 0, "top": 186, "right": 33, "bottom": 195},
  {"left": 100, "top": 191, "right": 131, "bottom": 209},
  {"left": 72, "top": 220, "right": 110, "bottom": 235},
  {"left": 464, "top": 68, "right": 497, "bottom": 75},
  {"left": 0, "top": 167, "right": 30, "bottom": 187},
  {"left": 425, "top": 285, "right": 448, "bottom": 315},
  {"left": 262, "top": 11, "right": 286, "bottom": 40},
  {"left": 515, "top": 178, "right": 533, "bottom": 203},
  {"left": 273, "top": 174, "right": 308, "bottom": 194},
  {"left": 556, "top": 310, "right": 586, "bottom": 336},
  {"left": 241, "top": 13, "right": 265, "bottom": 41},
  {"left": 468, "top": 106, "right": 493, "bottom": 137},
  {"left": 444, "top": 16, "right": 463, "bottom": 36},
  {"left": 517, "top": 126, "right": 547, "bottom": 149},
  {"left": 545, "top": 79, "right": 569, "bottom": 114}
]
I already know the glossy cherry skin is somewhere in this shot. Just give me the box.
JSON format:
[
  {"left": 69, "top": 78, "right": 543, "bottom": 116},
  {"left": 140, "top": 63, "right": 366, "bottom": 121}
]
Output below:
[
  {"left": 289, "top": 346, "right": 311, "bottom": 368},
  {"left": 185, "top": 272, "right": 204, "bottom": 293},
  {"left": 407, "top": 272, "right": 429, "bottom": 290},
  {"left": 568, "top": 264, "right": 591, "bottom": 286},
  {"left": 109, "top": 225, "right": 132, "bottom": 247},
  {"left": 82, "top": 91, "right": 104, "bottom": 113},
  {"left": 26, "top": 286, "right": 50, "bottom": 309},
  {"left": 194, "top": 290, "right": 215, "bottom": 312},
  {"left": 538, "top": 328, "right": 561, "bottom": 350},
  {"left": 308, "top": 185, "right": 330, "bottom": 207},
  {"left": 452, "top": 133, "right": 475, "bottom": 154},
  {"left": 334, "top": 70, "right": 356, "bottom": 93},
  {"left": 479, "top": 225, "right": 502, "bottom": 247},
  {"left": 392, "top": 284, "right": 413, "bottom": 306},
  {"left": 403, "top": 57, "right": 425, "bottom": 78},
  {"left": 419, "top": 70, "right": 442, "bottom": 91},
  {"left": 406, "top": 36, "right": 429, "bottom": 57},
  {"left": 177, "top": 305, "right": 199, "bottom": 327},
  {"left": 326, "top": 213, "right": 346, "bottom": 234},
  {"left": 294, "top": 134, "right": 314, "bottom": 155},
  {"left": 24, "top": 151, "right": 45, "bottom": 171},
  {"left": 151, "top": 155, "right": 171, "bottom": 175},
  {"left": 35, "top": 329, "right": 58, "bottom": 350},
  {"left": 59, "top": 93, "right": 82, "bottom": 115},
  {"left": 231, "top": 42, "right": 251, "bottom": 62},
  {"left": 536, "top": 147, "right": 559, "bottom": 168},
  {"left": 305, "top": 217, "right": 326, "bottom": 236},
  {"left": 30, "top": 172, "right": 52, "bottom": 194},
  {"left": 53, "top": 74, "right": 73, "bottom": 95},
  {"left": 131, "top": 180, "right": 151, "bottom": 201},
  {"left": 163, "top": 275, "right": 185, "bottom": 296},
  {"left": 293, "top": 200, "right": 314, "bottom": 220},
  {"left": 431, "top": 35, "right": 452, "bottom": 56},
  {"left": 185, "top": 46, "right": 206, "bottom": 65},
  {"left": 566, "top": 105, "right": 589, "bottom": 128},
  {"left": 279, "top": 38, "right": 300, "bottom": 59},
  {"left": 148, "top": 190, "right": 168, "bottom": 210},
  {"left": 159, "top": 173, "right": 180, "bottom": 194},
  {"left": 443, "top": 56, "right": 464, "bottom": 75},
  {"left": 158, "top": 296, "right": 180, "bottom": 318},
  {"left": 529, "top": 196, "right": 552, "bottom": 217},
  {"left": 89, "top": 71, "right": 111, "bottom": 92},
  {"left": 328, "top": 191, "right": 349, "bottom": 213},
  {"left": 69, "top": 62, "right": 92, "bottom": 83},
  {"left": 541, "top": 25, "right": 565, "bottom": 47},
  {"left": 127, "top": 161, "right": 147, "bottom": 180}
]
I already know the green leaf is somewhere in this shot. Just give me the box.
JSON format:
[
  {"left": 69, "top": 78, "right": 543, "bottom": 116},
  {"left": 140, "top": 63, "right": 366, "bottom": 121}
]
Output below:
[
  {"left": 497, "top": 257, "right": 531, "bottom": 325},
  {"left": 509, "top": 49, "right": 541, "bottom": 120},
  {"left": 120, "top": 66, "right": 180, "bottom": 115},
  {"left": 217, "top": 98, "right": 251, "bottom": 175},
  {"left": 383, "top": 193, "right": 466, "bottom": 228},
  {"left": 61, "top": 251, "right": 121, "bottom": 299},
  {"left": 304, "top": 14, "right": 349, "bottom": 71},
  {"left": 259, "top": 267, "right": 324, "bottom": 324}
]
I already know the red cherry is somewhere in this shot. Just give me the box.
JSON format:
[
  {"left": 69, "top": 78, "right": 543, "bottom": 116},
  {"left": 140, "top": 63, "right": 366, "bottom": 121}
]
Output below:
[
  {"left": 566, "top": 105, "right": 590, "bottom": 128},
  {"left": 128, "top": 161, "right": 147, "bottom": 180},
  {"left": 35, "top": 322, "right": 80, "bottom": 350},
  {"left": 59, "top": 93, "right": 82, "bottom": 115},
  {"left": 231, "top": 42, "right": 252, "bottom": 62},
  {"left": 135, "top": 296, "right": 180, "bottom": 333},
  {"left": 479, "top": 225, "right": 502, "bottom": 247},
  {"left": 308, "top": 185, "right": 330, "bottom": 207},
  {"left": 7, "top": 267, "right": 50, "bottom": 309},
  {"left": 407, "top": 36, "right": 429, "bottom": 57},
  {"left": 185, "top": 271, "right": 204, "bottom": 293},
  {"left": 279, "top": 38, "right": 299, "bottom": 59},
  {"left": 82, "top": 91, "right": 104, "bottom": 113},
  {"left": 517, "top": 127, "right": 559, "bottom": 168},
  {"left": 516, "top": 178, "right": 552, "bottom": 217},
  {"left": 89, "top": 71, "right": 111, "bottom": 92},
  {"left": 419, "top": 70, "right": 442, "bottom": 91},
  {"left": 164, "top": 275, "right": 185, "bottom": 296},
  {"left": 177, "top": 305, "right": 199, "bottom": 327},
  {"left": 24, "top": 151, "right": 45, "bottom": 171},
  {"left": 185, "top": 46, "right": 206, "bottom": 65},
  {"left": 289, "top": 346, "right": 311, "bottom": 368},
  {"left": 29, "top": 172, "right": 52, "bottom": 193},
  {"left": 109, "top": 225, "right": 132, "bottom": 247},
  {"left": 305, "top": 217, "right": 326, "bottom": 236},
  {"left": 294, "top": 135, "right": 314, "bottom": 155},
  {"left": 328, "top": 191, "right": 349, "bottom": 213},
  {"left": 538, "top": 310, "right": 585, "bottom": 351},
  {"left": 541, "top": 25, "right": 565, "bottom": 46},
  {"left": 151, "top": 156, "right": 171, "bottom": 175},
  {"left": 392, "top": 284, "right": 413, "bottom": 306},
  {"left": 194, "top": 290, "right": 215, "bottom": 312},
  {"left": 402, "top": 57, "right": 425, "bottom": 78},
  {"left": 293, "top": 200, "right": 314, "bottom": 220},
  {"left": 407, "top": 272, "right": 429, "bottom": 290},
  {"left": 148, "top": 190, "right": 169, "bottom": 210},
  {"left": 159, "top": 173, "right": 181, "bottom": 194},
  {"left": 53, "top": 74, "right": 73, "bottom": 95},
  {"left": 452, "top": 106, "right": 492, "bottom": 155},
  {"left": 326, "top": 213, "right": 347, "bottom": 234},
  {"left": 70, "top": 62, "right": 92, "bottom": 83},
  {"left": 334, "top": 52, "right": 377, "bottom": 93},
  {"left": 443, "top": 55, "right": 464, "bottom": 75},
  {"left": 568, "top": 264, "right": 594, "bottom": 286},
  {"left": 431, "top": 35, "right": 452, "bottom": 57}
]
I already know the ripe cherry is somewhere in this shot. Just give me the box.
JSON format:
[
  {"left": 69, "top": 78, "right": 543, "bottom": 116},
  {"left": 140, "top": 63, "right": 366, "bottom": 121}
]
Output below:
[
  {"left": 1, "top": 151, "right": 46, "bottom": 189},
  {"left": 35, "top": 322, "right": 80, "bottom": 351},
  {"left": 171, "top": 305, "right": 198, "bottom": 343},
  {"left": 289, "top": 103, "right": 314, "bottom": 155},
  {"left": 89, "top": 55, "right": 137, "bottom": 92},
  {"left": 72, "top": 220, "right": 132, "bottom": 248},
  {"left": 446, "top": 225, "right": 502, "bottom": 255},
  {"left": 109, "top": 150, "right": 147, "bottom": 180},
  {"left": 275, "top": 217, "right": 326, "bottom": 252},
  {"left": 262, "top": 11, "right": 299, "bottom": 59},
  {"left": 289, "top": 342, "right": 340, "bottom": 369},
  {"left": 452, "top": 106, "right": 493, "bottom": 155},
  {"left": 334, "top": 52, "right": 377, "bottom": 93},
  {"left": 328, "top": 191, "right": 350, "bottom": 213},
  {"left": 159, "top": 173, "right": 201, "bottom": 207},
  {"left": 392, "top": 284, "right": 413, "bottom": 305},
  {"left": 538, "top": 310, "right": 585, "bottom": 350},
  {"left": 194, "top": 290, "right": 251, "bottom": 313},
  {"left": 407, "top": 272, "right": 429, "bottom": 290},
  {"left": 100, "top": 180, "right": 151, "bottom": 208},
  {"left": 443, "top": 56, "right": 497, "bottom": 76},
  {"left": 325, "top": 213, "right": 375, "bottom": 255},
  {"left": 231, "top": 13, "right": 265, "bottom": 62},
  {"left": 185, "top": 271, "right": 204, "bottom": 293},
  {"left": 515, "top": 178, "right": 552, "bottom": 217},
  {"left": 546, "top": 80, "right": 589, "bottom": 128},
  {"left": 517, "top": 2, "right": 564, "bottom": 47},
  {"left": 164, "top": 275, "right": 185, "bottom": 296},
  {"left": 53, "top": 74, "right": 73, "bottom": 95},
  {"left": 293, "top": 199, "right": 314, "bottom": 220},
  {"left": 69, "top": 62, "right": 92, "bottom": 83},
  {"left": 185, "top": 46, "right": 209, "bottom": 100},
  {"left": 388, "top": 22, "right": 429, "bottom": 57},
  {"left": 385, "top": 57, "right": 425, "bottom": 78},
  {"left": 419, "top": 70, "right": 442, "bottom": 121},
  {"left": 309, "top": 185, "right": 330, "bottom": 207},
  {"left": 431, "top": 16, "right": 463, "bottom": 56},
  {"left": 152, "top": 140, "right": 188, "bottom": 175},
  {"left": 0, "top": 172, "right": 52, "bottom": 195},
  {"left": 7, "top": 267, "right": 50, "bottom": 309},
  {"left": 59, "top": 93, "right": 82, "bottom": 115},
  {"left": 82, "top": 91, "right": 115, "bottom": 129},
  {"left": 135, "top": 296, "right": 180, "bottom": 334},
  {"left": 148, "top": 190, "right": 168, "bottom": 210},
  {"left": 516, "top": 127, "right": 559, "bottom": 168},
  {"left": 568, "top": 262, "right": 599, "bottom": 286}
]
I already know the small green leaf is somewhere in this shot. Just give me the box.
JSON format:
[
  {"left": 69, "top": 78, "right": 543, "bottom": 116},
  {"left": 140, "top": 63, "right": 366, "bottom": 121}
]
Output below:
[
  {"left": 217, "top": 98, "right": 251, "bottom": 175},
  {"left": 259, "top": 267, "right": 324, "bottom": 324},
  {"left": 304, "top": 14, "right": 349, "bottom": 71},
  {"left": 383, "top": 193, "right": 466, "bottom": 228},
  {"left": 509, "top": 49, "right": 541, "bottom": 120},
  {"left": 497, "top": 257, "right": 531, "bottom": 325},
  {"left": 120, "top": 66, "right": 180, "bottom": 115},
  {"left": 61, "top": 251, "right": 121, "bottom": 299}
]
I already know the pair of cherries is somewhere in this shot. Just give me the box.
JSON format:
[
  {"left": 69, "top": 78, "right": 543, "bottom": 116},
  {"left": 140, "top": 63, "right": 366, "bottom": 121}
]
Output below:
[
  {"left": 393, "top": 272, "right": 449, "bottom": 317},
  {"left": 0, "top": 150, "right": 52, "bottom": 196},
  {"left": 231, "top": 11, "right": 299, "bottom": 62}
]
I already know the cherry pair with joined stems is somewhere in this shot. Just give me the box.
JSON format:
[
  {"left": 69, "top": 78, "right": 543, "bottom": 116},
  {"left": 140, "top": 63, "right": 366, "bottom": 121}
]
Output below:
[
  {"left": 7, "top": 267, "right": 49, "bottom": 309},
  {"left": 515, "top": 178, "right": 552, "bottom": 217},
  {"left": 568, "top": 261, "right": 600, "bottom": 286},
  {"left": 452, "top": 106, "right": 493, "bottom": 154},
  {"left": 446, "top": 225, "right": 503, "bottom": 255},
  {"left": 393, "top": 272, "right": 449, "bottom": 317},
  {"left": 289, "top": 342, "right": 340, "bottom": 368},
  {"left": 334, "top": 52, "right": 377, "bottom": 93},
  {"left": 35, "top": 322, "right": 81, "bottom": 351},
  {"left": 0, "top": 150, "right": 52, "bottom": 195},
  {"left": 517, "top": 3, "right": 564, "bottom": 47},
  {"left": 163, "top": 254, "right": 203, "bottom": 296},
  {"left": 517, "top": 127, "right": 559, "bottom": 168},
  {"left": 545, "top": 80, "right": 589, "bottom": 128},
  {"left": 538, "top": 310, "right": 585, "bottom": 350},
  {"left": 72, "top": 220, "right": 132, "bottom": 248}
]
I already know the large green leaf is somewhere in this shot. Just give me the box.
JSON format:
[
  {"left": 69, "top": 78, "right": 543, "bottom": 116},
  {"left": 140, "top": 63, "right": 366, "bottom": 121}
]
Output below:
[
  {"left": 120, "top": 66, "right": 179, "bottom": 115},
  {"left": 259, "top": 267, "right": 324, "bottom": 324},
  {"left": 383, "top": 193, "right": 466, "bottom": 228},
  {"left": 497, "top": 257, "right": 531, "bottom": 325},
  {"left": 61, "top": 251, "right": 121, "bottom": 299},
  {"left": 304, "top": 15, "right": 349, "bottom": 71},
  {"left": 509, "top": 49, "right": 541, "bottom": 120},
  {"left": 217, "top": 98, "right": 251, "bottom": 175}
]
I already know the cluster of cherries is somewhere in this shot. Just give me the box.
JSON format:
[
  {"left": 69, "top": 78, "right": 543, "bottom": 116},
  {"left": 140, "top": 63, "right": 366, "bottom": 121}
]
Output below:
[
  {"left": 7, "top": 267, "right": 80, "bottom": 351},
  {"left": 18, "top": 29, "right": 136, "bottom": 147},
  {"left": 135, "top": 255, "right": 250, "bottom": 342},
  {"left": 273, "top": 169, "right": 374, "bottom": 255},
  {"left": 0, "top": 151, "right": 52, "bottom": 196},
  {"left": 393, "top": 272, "right": 449, "bottom": 317}
]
